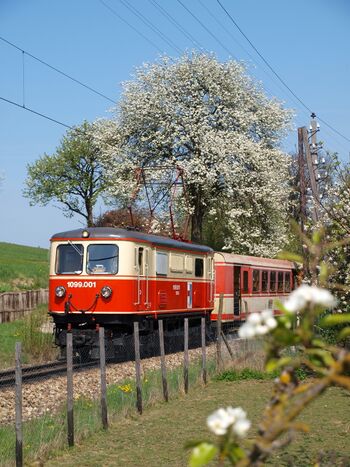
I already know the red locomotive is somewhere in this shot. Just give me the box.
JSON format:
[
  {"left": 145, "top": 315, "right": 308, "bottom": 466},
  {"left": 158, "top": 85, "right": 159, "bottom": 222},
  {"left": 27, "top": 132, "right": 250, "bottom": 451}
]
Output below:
[{"left": 49, "top": 227, "right": 295, "bottom": 358}]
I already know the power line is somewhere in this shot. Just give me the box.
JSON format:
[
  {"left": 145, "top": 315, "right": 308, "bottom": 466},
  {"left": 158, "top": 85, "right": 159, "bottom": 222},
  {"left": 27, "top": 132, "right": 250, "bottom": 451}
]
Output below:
[
  {"left": 216, "top": 0, "right": 350, "bottom": 146},
  {"left": 0, "top": 95, "right": 73, "bottom": 129},
  {"left": 148, "top": 0, "right": 204, "bottom": 51},
  {"left": 0, "top": 36, "right": 116, "bottom": 105},
  {"left": 98, "top": 0, "right": 163, "bottom": 54},
  {"left": 118, "top": 0, "right": 182, "bottom": 54},
  {"left": 176, "top": 0, "right": 238, "bottom": 60}
]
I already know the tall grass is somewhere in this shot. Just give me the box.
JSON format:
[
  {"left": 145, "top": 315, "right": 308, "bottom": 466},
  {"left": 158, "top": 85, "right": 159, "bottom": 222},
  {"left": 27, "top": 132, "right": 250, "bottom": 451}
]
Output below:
[{"left": 0, "top": 242, "right": 48, "bottom": 293}]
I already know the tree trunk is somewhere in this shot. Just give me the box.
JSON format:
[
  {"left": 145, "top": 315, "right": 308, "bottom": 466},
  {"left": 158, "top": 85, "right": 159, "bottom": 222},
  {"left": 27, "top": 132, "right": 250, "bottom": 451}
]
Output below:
[
  {"left": 191, "top": 206, "right": 204, "bottom": 243},
  {"left": 86, "top": 199, "right": 94, "bottom": 227}
]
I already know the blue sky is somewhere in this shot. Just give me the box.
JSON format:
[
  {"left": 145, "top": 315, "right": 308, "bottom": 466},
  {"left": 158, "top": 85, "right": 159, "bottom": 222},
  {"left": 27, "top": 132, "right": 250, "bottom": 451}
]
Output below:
[{"left": 0, "top": 0, "right": 349, "bottom": 248}]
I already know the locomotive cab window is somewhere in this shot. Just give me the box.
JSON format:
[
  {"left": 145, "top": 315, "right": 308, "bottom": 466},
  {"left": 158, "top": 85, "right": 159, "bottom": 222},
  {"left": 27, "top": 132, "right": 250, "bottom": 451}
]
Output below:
[
  {"left": 195, "top": 258, "right": 204, "bottom": 277},
  {"left": 253, "top": 270, "right": 260, "bottom": 293},
  {"left": 56, "top": 243, "right": 83, "bottom": 274},
  {"left": 87, "top": 244, "right": 118, "bottom": 274}
]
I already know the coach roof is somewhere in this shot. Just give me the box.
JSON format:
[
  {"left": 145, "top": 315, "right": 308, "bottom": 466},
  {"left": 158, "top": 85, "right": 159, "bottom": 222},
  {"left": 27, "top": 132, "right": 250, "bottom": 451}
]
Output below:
[{"left": 51, "top": 227, "right": 213, "bottom": 254}]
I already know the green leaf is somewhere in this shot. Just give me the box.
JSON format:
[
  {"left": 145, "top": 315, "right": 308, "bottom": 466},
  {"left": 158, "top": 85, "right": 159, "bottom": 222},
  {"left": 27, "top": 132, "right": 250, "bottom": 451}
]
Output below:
[
  {"left": 229, "top": 446, "right": 246, "bottom": 463},
  {"left": 338, "top": 327, "right": 350, "bottom": 341},
  {"left": 320, "top": 313, "right": 350, "bottom": 327},
  {"left": 277, "top": 251, "right": 303, "bottom": 263},
  {"left": 189, "top": 443, "right": 218, "bottom": 467},
  {"left": 266, "top": 357, "right": 292, "bottom": 372}
]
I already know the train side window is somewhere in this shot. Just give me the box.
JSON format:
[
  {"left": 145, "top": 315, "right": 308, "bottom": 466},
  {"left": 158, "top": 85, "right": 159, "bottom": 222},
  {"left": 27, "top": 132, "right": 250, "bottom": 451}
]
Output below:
[
  {"left": 261, "top": 270, "right": 268, "bottom": 292},
  {"left": 242, "top": 271, "right": 249, "bottom": 293},
  {"left": 185, "top": 255, "right": 193, "bottom": 274},
  {"left": 195, "top": 258, "right": 204, "bottom": 277},
  {"left": 56, "top": 243, "right": 83, "bottom": 274},
  {"left": 277, "top": 271, "right": 284, "bottom": 292},
  {"left": 285, "top": 272, "right": 291, "bottom": 292},
  {"left": 252, "top": 270, "right": 260, "bottom": 293},
  {"left": 156, "top": 252, "right": 168, "bottom": 276},
  {"left": 270, "top": 271, "right": 276, "bottom": 292},
  {"left": 170, "top": 253, "right": 184, "bottom": 273}
]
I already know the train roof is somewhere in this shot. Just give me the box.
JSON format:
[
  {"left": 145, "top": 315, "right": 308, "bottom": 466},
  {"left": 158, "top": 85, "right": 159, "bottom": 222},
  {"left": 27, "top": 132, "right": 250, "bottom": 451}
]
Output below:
[
  {"left": 50, "top": 227, "right": 213, "bottom": 254},
  {"left": 214, "top": 252, "right": 295, "bottom": 270}
]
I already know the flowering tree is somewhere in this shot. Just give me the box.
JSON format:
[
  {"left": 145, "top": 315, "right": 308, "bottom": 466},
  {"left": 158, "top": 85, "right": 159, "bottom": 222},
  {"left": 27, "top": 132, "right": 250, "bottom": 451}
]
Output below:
[
  {"left": 94, "top": 52, "right": 292, "bottom": 255},
  {"left": 189, "top": 232, "right": 350, "bottom": 466},
  {"left": 24, "top": 121, "right": 106, "bottom": 227}
]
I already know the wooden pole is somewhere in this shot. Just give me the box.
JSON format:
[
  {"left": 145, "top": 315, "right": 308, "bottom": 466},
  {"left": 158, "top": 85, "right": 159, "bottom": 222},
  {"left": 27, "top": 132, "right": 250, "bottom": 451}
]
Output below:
[
  {"left": 184, "top": 318, "right": 189, "bottom": 394},
  {"left": 221, "top": 331, "right": 235, "bottom": 360},
  {"left": 158, "top": 320, "right": 168, "bottom": 402},
  {"left": 134, "top": 321, "right": 143, "bottom": 414},
  {"left": 15, "top": 342, "right": 23, "bottom": 467},
  {"left": 66, "top": 332, "right": 74, "bottom": 447},
  {"left": 201, "top": 317, "right": 207, "bottom": 384},
  {"left": 99, "top": 327, "right": 108, "bottom": 429},
  {"left": 216, "top": 294, "right": 224, "bottom": 371}
]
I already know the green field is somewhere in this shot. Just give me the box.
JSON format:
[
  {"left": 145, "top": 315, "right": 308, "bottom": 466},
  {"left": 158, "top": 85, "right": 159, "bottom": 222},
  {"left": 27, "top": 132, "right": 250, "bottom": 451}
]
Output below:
[
  {"left": 0, "top": 242, "right": 49, "bottom": 292},
  {"left": 45, "top": 379, "right": 350, "bottom": 467}
]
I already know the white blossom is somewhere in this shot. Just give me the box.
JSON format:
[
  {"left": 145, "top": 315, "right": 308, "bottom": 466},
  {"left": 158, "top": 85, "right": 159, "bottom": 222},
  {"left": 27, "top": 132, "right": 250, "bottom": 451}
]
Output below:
[
  {"left": 284, "top": 285, "right": 337, "bottom": 313},
  {"left": 207, "top": 407, "right": 251, "bottom": 437},
  {"left": 94, "top": 52, "right": 292, "bottom": 255},
  {"left": 238, "top": 309, "right": 277, "bottom": 339}
]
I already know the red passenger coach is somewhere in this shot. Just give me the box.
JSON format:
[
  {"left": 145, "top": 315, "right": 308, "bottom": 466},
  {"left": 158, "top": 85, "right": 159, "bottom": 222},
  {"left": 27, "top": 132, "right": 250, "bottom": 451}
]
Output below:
[
  {"left": 49, "top": 227, "right": 214, "bottom": 358},
  {"left": 212, "top": 253, "right": 295, "bottom": 325}
]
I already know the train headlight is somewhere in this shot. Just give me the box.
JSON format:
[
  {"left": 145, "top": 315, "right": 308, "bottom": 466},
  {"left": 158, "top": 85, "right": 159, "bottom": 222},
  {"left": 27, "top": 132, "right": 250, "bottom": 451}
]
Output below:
[
  {"left": 101, "top": 286, "right": 112, "bottom": 299},
  {"left": 55, "top": 286, "right": 66, "bottom": 298}
]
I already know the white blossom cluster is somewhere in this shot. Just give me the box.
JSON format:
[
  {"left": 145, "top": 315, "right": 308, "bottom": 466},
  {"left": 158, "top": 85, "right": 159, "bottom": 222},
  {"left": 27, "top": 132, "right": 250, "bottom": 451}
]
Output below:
[
  {"left": 207, "top": 406, "right": 251, "bottom": 438},
  {"left": 284, "top": 285, "right": 337, "bottom": 313},
  {"left": 238, "top": 309, "right": 277, "bottom": 339},
  {"left": 94, "top": 52, "right": 293, "bottom": 256}
]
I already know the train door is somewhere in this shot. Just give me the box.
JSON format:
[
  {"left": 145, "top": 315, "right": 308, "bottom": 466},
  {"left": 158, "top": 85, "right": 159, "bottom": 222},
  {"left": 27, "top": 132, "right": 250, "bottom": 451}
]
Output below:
[
  {"left": 233, "top": 266, "right": 241, "bottom": 316},
  {"left": 135, "top": 246, "right": 150, "bottom": 310}
]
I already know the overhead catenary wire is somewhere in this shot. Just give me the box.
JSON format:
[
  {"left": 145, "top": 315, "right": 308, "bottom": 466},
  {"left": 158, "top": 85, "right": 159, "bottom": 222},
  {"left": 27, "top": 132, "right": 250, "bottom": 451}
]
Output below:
[
  {"left": 0, "top": 35, "right": 116, "bottom": 105},
  {"left": 216, "top": 0, "right": 350, "bottom": 147},
  {"left": 117, "top": 0, "right": 182, "bottom": 54},
  {"left": 98, "top": 0, "right": 163, "bottom": 54}
]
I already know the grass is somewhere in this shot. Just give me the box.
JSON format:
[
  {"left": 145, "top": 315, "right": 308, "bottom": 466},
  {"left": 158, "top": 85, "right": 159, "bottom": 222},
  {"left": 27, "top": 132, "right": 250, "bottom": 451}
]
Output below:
[
  {"left": 0, "top": 358, "right": 214, "bottom": 466},
  {"left": 43, "top": 380, "right": 350, "bottom": 467},
  {"left": 0, "top": 305, "right": 56, "bottom": 368},
  {"left": 0, "top": 242, "right": 48, "bottom": 293}
]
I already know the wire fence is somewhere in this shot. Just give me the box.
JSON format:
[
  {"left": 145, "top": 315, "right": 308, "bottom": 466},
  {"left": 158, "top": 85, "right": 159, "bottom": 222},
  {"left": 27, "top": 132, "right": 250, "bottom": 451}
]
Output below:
[{"left": 0, "top": 313, "right": 264, "bottom": 467}]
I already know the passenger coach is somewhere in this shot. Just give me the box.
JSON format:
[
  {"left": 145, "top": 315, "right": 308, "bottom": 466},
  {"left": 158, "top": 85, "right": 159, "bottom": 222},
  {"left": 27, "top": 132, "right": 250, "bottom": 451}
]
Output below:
[{"left": 212, "top": 253, "right": 295, "bottom": 325}]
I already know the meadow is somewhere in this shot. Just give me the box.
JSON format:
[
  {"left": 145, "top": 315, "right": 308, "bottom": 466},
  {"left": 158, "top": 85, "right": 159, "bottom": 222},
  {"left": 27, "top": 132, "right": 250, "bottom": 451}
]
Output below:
[{"left": 0, "top": 242, "right": 48, "bottom": 293}]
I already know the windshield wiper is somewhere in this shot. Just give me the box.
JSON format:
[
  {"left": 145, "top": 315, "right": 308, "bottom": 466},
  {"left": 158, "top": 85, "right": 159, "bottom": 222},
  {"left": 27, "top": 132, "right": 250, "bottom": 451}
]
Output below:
[{"left": 68, "top": 240, "right": 83, "bottom": 256}]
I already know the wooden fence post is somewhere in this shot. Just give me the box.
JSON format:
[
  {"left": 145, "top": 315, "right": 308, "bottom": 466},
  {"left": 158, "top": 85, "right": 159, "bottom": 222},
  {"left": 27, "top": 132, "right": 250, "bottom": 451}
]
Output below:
[
  {"left": 216, "top": 294, "right": 224, "bottom": 371},
  {"left": 15, "top": 342, "right": 23, "bottom": 467},
  {"left": 134, "top": 322, "right": 143, "bottom": 414},
  {"left": 158, "top": 320, "right": 168, "bottom": 402},
  {"left": 66, "top": 332, "right": 74, "bottom": 447},
  {"left": 184, "top": 318, "right": 189, "bottom": 394},
  {"left": 99, "top": 327, "right": 108, "bottom": 429},
  {"left": 201, "top": 317, "right": 207, "bottom": 384}
]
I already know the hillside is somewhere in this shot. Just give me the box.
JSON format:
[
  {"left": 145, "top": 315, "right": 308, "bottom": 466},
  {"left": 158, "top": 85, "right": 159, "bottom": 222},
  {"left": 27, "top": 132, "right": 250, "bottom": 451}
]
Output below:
[{"left": 0, "top": 242, "right": 49, "bottom": 293}]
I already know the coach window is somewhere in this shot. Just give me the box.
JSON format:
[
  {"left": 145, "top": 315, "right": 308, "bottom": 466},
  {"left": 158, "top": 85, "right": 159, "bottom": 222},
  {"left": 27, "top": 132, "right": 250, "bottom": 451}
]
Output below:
[
  {"left": 56, "top": 243, "right": 83, "bottom": 274},
  {"left": 156, "top": 252, "right": 168, "bottom": 276},
  {"left": 253, "top": 270, "right": 260, "bottom": 293},
  {"left": 277, "top": 271, "right": 284, "bottom": 292},
  {"left": 195, "top": 258, "right": 204, "bottom": 277},
  {"left": 270, "top": 271, "right": 276, "bottom": 292},
  {"left": 87, "top": 244, "right": 118, "bottom": 274},
  {"left": 261, "top": 270, "right": 268, "bottom": 293},
  {"left": 242, "top": 271, "right": 249, "bottom": 293},
  {"left": 285, "top": 272, "right": 291, "bottom": 292}
]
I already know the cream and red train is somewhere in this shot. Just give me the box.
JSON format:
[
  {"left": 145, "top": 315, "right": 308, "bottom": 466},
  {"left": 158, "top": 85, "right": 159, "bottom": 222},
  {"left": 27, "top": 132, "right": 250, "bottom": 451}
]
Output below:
[{"left": 49, "top": 228, "right": 294, "bottom": 357}]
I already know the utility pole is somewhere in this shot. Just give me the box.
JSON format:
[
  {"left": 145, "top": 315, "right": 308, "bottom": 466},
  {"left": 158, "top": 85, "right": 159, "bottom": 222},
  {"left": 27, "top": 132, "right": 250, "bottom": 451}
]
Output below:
[{"left": 298, "top": 127, "right": 306, "bottom": 234}]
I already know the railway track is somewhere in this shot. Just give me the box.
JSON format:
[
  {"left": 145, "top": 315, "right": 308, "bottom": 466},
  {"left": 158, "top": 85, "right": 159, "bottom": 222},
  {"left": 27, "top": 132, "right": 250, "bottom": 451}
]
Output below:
[{"left": 0, "top": 360, "right": 98, "bottom": 390}]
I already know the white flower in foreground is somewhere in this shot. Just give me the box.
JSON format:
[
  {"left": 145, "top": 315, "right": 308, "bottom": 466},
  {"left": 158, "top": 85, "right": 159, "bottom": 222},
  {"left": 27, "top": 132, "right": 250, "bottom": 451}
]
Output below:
[
  {"left": 284, "top": 285, "right": 337, "bottom": 313},
  {"left": 238, "top": 309, "right": 277, "bottom": 339},
  {"left": 207, "top": 407, "right": 251, "bottom": 438}
]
